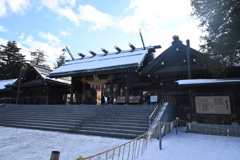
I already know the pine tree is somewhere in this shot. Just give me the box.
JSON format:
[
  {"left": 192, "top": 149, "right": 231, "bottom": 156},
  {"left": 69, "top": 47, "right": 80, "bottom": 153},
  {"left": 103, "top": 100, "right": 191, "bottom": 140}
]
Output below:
[
  {"left": 29, "top": 49, "right": 46, "bottom": 65},
  {"left": 0, "top": 41, "right": 26, "bottom": 80},
  {"left": 191, "top": 0, "right": 240, "bottom": 77},
  {"left": 54, "top": 53, "right": 66, "bottom": 69}
]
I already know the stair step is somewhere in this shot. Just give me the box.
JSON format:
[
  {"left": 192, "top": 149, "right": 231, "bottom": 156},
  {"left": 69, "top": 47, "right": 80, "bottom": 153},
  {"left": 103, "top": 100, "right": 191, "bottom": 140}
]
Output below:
[{"left": 0, "top": 104, "right": 156, "bottom": 139}]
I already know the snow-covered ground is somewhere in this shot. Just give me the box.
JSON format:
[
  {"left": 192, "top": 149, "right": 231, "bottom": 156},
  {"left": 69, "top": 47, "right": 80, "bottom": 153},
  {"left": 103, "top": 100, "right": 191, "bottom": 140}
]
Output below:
[{"left": 0, "top": 126, "right": 239, "bottom": 160}]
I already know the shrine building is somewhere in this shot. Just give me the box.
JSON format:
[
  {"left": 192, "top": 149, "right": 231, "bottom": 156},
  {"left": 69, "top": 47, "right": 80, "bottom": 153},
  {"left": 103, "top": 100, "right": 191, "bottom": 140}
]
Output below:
[{"left": 49, "top": 44, "right": 161, "bottom": 105}]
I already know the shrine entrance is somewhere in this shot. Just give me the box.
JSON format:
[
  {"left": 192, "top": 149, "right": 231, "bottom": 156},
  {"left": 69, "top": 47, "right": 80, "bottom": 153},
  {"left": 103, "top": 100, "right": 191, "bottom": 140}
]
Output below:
[
  {"left": 96, "top": 90, "right": 102, "bottom": 105},
  {"left": 95, "top": 84, "right": 113, "bottom": 105}
]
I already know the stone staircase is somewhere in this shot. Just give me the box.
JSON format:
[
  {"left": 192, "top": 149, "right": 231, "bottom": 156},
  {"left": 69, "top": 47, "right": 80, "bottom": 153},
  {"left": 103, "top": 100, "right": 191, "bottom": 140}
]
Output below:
[{"left": 0, "top": 104, "right": 155, "bottom": 139}]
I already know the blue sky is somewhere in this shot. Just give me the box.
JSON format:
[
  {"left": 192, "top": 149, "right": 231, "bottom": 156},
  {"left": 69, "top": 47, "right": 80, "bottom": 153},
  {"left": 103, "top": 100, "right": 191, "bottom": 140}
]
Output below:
[{"left": 0, "top": 0, "right": 203, "bottom": 68}]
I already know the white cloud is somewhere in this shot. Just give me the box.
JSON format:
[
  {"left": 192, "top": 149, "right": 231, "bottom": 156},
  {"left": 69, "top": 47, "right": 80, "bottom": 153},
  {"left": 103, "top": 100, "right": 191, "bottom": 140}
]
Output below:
[
  {"left": 0, "top": 0, "right": 31, "bottom": 16},
  {"left": 41, "top": 0, "right": 76, "bottom": 9},
  {"left": 0, "top": 37, "right": 8, "bottom": 45},
  {"left": 0, "top": 25, "right": 7, "bottom": 32},
  {"left": 60, "top": 31, "right": 71, "bottom": 36},
  {"left": 119, "top": 0, "right": 192, "bottom": 33},
  {"left": 7, "top": 0, "right": 31, "bottom": 14},
  {"left": 145, "top": 22, "right": 203, "bottom": 51},
  {"left": 41, "top": 1, "right": 114, "bottom": 30},
  {"left": 78, "top": 5, "right": 114, "bottom": 31},
  {"left": 58, "top": 7, "right": 80, "bottom": 25},
  {"left": 0, "top": 35, "right": 64, "bottom": 68},
  {"left": 41, "top": 0, "right": 79, "bottom": 25},
  {"left": 20, "top": 35, "right": 64, "bottom": 67},
  {"left": 0, "top": 0, "right": 7, "bottom": 17},
  {"left": 118, "top": 0, "right": 202, "bottom": 50},
  {"left": 39, "top": 31, "right": 61, "bottom": 47},
  {"left": 59, "top": 0, "right": 76, "bottom": 7},
  {"left": 19, "top": 33, "right": 25, "bottom": 39}
]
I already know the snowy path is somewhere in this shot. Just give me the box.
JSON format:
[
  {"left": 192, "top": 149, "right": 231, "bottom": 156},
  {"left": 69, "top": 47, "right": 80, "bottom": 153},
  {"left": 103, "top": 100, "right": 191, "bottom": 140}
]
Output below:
[
  {"left": 139, "top": 127, "right": 240, "bottom": 160},
  {"left": 0, "top": 126, "right": 240, "bottom": 160},
  {"left": 0, "top": 126, "right": 129, "bottom": 160}
]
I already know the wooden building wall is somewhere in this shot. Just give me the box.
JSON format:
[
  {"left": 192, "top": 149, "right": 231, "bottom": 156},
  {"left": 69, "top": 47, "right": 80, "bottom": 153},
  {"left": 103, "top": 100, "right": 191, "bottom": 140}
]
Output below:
[{"left": 180, "top": 84, "right": 240, "bottom": 124}]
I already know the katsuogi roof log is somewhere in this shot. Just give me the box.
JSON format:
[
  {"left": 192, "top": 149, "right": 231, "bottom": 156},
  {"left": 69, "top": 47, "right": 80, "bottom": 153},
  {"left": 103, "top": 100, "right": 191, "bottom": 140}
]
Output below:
[{"left": 49, "top": 45, "right": 161, "bottom": 78}]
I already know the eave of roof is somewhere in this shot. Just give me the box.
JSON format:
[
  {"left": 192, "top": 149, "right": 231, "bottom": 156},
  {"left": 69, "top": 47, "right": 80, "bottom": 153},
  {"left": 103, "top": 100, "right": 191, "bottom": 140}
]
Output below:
[
  {"left": 50, "top": 64, "right": 138, "bottom": 78},
  {"left": 0, "top": 79, "right": 17, "bottom": 90},
  {"left": 176, "top": 78, "right": 240, "bottom": 87}
]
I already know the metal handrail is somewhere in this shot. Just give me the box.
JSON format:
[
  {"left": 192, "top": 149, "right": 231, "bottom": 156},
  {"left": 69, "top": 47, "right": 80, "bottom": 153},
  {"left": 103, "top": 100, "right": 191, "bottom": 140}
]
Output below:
[{"left": 149, "top": 105, "right": 159, "bottom": 128}]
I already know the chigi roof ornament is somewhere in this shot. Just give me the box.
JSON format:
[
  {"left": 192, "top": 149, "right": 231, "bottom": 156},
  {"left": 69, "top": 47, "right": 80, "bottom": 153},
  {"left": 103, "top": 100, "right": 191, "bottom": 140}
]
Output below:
[
  {"left": 129, "top": 43, "right": 135, "bottom": 51},
  {"left": 65, "top": 45, "right": 74, "bottom": 60},
  {"left": 78, "top": 52, "right": 85, "bottom": 59},
  {"left": 139, "top": 29, "right": 146, "bottom": 50},
  {"left": 89, "top": 50, "right": 97, "bottom": 57},
  {"left": 114, "top": 45, "right": 121, "bottom": 53},
  {"left": 101, "top": 48, "right": 108, "bottom": 56}
]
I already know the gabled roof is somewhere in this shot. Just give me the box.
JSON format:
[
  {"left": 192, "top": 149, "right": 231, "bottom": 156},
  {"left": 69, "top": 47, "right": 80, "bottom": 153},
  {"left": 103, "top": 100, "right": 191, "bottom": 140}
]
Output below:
[
  {"left": 33, "top": 65, "right": 71, "bottom": 85},
  {"left": 49, "top": 46, "right": 160, "bottom": 78},
  {"left": 141, "top": 36, "right": 202, "bottom": 75},
  {"left": 14, "top": 64, "right": 71, "bottom": 86}
]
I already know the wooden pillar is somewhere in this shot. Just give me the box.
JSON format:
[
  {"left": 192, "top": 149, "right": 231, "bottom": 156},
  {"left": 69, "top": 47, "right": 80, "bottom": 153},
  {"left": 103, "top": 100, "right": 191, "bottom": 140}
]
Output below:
[
  {"left": 109, "top": 80, "right": 113, "bottom": 104},
  {"left": 70, "top": 77, "right": 74, "bottom": 104},
  {"left": 46, "top": 86, "right": 49, "bottom": 105},
  {"left": 50, "top": 151, "right": 60, "bottom": 160},
  {"left": 231, "top": 92, "right": 237, "bottom": 122},
  {"left": 157, "top": 89, "right": 161, "bottom": 105},
  {"left": 82, "top": 82, "right": 86, "bottom": 104},
  {"left": 189, "top": 89, "right": 195, "bottom": 121},
  {"left": 159, "top": 122, "right": 162, "bottom": 150},
  {"left": 16, "top": 67, "right": 23, "bottom": 104},
  {"left": 186, "top": 39, "right": 192, "bottom": 79},
  {"left": 125, "top": 74, "right": 129, "bottom": 104},
  {"left": 140, "top": 89, "right": 143, "bottom": 104}
]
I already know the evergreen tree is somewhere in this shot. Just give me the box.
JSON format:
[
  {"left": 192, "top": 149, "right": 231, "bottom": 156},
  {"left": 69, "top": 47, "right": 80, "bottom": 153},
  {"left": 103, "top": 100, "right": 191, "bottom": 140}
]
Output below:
[
  {"left": 191, "top": 0, "right": 240, "bottom": 77},
  {"left": 29, "top": 49, "right": 46, "bottom": 65},
  {"left": 0, "top": 41, "right": 26, "bottom": 80},
  {"left": 54, "top": 52, "right": 66, "bottom": 69},
  {"left": 29, "top": 49, "right": 51, "bottom": 69}
]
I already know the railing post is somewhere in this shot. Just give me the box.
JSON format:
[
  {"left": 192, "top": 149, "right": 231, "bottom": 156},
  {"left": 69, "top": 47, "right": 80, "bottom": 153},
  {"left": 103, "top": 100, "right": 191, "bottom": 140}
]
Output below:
[
  {"left": 77, "top": 155, "right": 84, "bottom": 160},
  {"left": 159, "top": 123, "right": 162, "bottom": 150},
  {"left": 176, "top": 117, "right": 179, "bottom": 135},
  {"left": 149, "top": 118, "right": 151, "bottom": 128},
  {"left": 50, "top": 151, "right": 60, "bottom": 160}
]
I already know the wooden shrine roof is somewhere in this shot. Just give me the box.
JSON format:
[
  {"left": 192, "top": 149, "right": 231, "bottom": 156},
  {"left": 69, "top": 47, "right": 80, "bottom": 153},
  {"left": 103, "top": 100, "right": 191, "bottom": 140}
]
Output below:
[
  {"left": 49, "top": 46, "right": 160, "bottom": 78},
  {"left": 14, "top": 64, "right": 71, "bottom": 87},
  {"left": 141, "top": 36, "right": 203, "bottom": 76}
]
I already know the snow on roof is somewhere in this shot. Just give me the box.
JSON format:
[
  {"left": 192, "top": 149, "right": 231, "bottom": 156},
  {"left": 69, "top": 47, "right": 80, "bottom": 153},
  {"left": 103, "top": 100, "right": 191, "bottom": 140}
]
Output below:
[
  {"left": 49, "top": 47, "right": 153, "bottom": 76},
  {"left": 176, "top": 78, "right": 240, "bottom": 86},
  {"left": 32, "top": 65, "right": 71, "bottom": 85},
  {"left": 0, "top": 79, "right": 17, "bottom": 90}
]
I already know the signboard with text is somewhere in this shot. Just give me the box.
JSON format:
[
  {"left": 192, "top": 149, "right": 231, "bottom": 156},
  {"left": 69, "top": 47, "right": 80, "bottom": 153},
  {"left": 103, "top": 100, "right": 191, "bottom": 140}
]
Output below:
[{"left": 195, "top": 96, "right": 231, "bottom": 114}]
